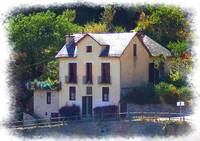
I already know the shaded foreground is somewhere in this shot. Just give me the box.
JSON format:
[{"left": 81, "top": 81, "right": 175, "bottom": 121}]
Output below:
[{"left": 14, "top": 120, "right": 192, "bottom": 139}]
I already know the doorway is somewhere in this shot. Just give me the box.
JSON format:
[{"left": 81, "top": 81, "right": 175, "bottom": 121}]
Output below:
[{"left": 82, "top": 96, "right": 93, "bottom": 118}]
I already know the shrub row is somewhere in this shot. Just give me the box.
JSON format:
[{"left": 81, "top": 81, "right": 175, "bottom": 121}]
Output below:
[
  {"left": 122, "top": 83, "right": 192, "bottom": 106},
  {"left": 59, "top": 104, "right": 80, "bottom": 119},
  {"left": 59, "top": 105, "right": 118, "bottom": 119}
]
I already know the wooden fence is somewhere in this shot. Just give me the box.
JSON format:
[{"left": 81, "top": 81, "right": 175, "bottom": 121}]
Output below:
[{"left": 8, "top": 112, "right": 185, "bottom": 130}]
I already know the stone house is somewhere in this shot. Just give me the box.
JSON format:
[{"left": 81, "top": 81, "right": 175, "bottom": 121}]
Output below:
[{"left": 33, "top": 32, "right": 171, "bottom": 118}]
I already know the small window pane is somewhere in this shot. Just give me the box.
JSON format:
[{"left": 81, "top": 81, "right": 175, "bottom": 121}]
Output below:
[
  {"left": 102, "top": 87, "right": 109, "bottom": 101},
  {"left": 86, "top": 87, "right": 92, "bottom": 95},
  {"left": 69, "top": 87, "right": 76, "bottom": 101}
]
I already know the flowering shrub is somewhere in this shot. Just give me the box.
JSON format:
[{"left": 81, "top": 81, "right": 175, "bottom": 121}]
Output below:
[
  {"left": 26, "top": 79, "right": 61, "bottom": 90},
  {"left": 59, "top": 104, "right": 80, "bottom": 119}
]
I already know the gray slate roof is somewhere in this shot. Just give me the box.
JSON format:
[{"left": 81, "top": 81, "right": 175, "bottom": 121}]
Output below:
[
  {"left": 142, "top": 35, "right": 171, "bottom": 57},
  {"left": 55, "top": 32, "right": 171, "bottom": 58}
]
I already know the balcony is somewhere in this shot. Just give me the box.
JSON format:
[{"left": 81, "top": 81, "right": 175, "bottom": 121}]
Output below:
[
  {"left": 65, "top": 75, "right": 77, "bottom": 84},
  {"left": 83, "top": 76, "right": 93, "bottom": 84},
  {"left": 97, "top": 76, "right": 111, "bottom": 84},
  {"left": 26, "top": 81, "right": 62, "bottom": 91}
]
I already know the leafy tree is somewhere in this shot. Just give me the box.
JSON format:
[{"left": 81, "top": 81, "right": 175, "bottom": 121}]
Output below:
[
  {"left": 134, "top": 5, "right": 190, "bottom": 46},
  {"left": 54, "top": 10, "right": 83, "bottom": 46},
  {"left": 7, "top": 10, "right": 83, "bottom": 119},
  {"left": 8, "top": 11, "right": 57, "bottom": 79},
  {"left": 84, "top": 22, "right": 108, "bottom": 33},
  {"left": 167, "top": 56, "right": 192, "bottom": 83},
  {"left": 8, "top": 10, "right": 82, "bottom": 81},
  {"left": 114, "top": 26, "right": 126, "bottom": 32},
  {"left": 100, "top": 5, "right": 116, "bottom": 32},
  {"left": 167, "top": 41, "right": 189, "bottom": 57},
  {"left": 39, "top": 60, "right": 58, "bottom": 81}
]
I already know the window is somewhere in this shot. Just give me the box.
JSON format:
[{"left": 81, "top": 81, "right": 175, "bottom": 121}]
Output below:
[
  {"left": 68, "top": 63, "right": 77, "bottom": 83},
  {"left": 86, "top": 63, "right": 92, "bottom": 83},
  {"left": 148, "top": 63, "right": 159, "bottom": 84},
  {"left": 86, "top": 46, "right": 92, "bottom": 53},
  {"left": 47, "top": 92, "right": 51, "bottom": 104},
  {"left": 133, "top": 44, "right": 137, "bottom": 56},
  {"left": 69, "top": 87, "right": 76, "bottom": 101},
  {"left": 86, "top": 86, "right": 92, "bottom": 95},
  {"left": 101, "top": 63, "right": 110, "bottom": 83},
  {"left": 102, "top": 87, "right": 109, "bottom": 101}
]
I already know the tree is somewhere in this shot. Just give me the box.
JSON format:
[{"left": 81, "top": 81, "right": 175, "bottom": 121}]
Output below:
[
  {"left": 166, "top": 41, "right": 192, "bottom": 84},
  {"left": 54, "top": 10, "right": 83, "bottom": 47},
  {"left": 134, "top": 5, "right": 190, "bottom": 46},
  {"left": 7, "top": 10, "right": 83, "bottom": 119},
  {"left": 100, "top": 5, "right": 116, "bottom": 32},
  {"left": 167, "top": 41, "right": 189, "bottom": 57},
  {"left": 8, "top": 10, "right": 83, "bottom": 80},
  {"left": 8, "top": 11, "right": 57, "bottom": 79},
  {"left": 113, "top": 26, "right": 126, "bottom": 32},
  {"left": 84, "top": 22, "right": 108, "bottom": 33}
]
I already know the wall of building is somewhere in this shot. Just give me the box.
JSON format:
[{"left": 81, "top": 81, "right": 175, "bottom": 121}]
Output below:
[
  {"left": 120, "top": 36, "right": 153, "bottom": 88},
  {"left": 34, "top": 90, "right": 59, "bottom": 118},
  {"left": 58, "top": 35, "right": 121, "bottom": 113}
]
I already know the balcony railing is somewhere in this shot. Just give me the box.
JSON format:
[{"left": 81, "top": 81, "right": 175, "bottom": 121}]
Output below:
[
  {"left": 97, "top": 76, "right": 111, "bottom": 84},
  {"left": 65, "top": 75, "right": 77, "bottom": 84},
  {"left": 25, "top": 81, "right": 62, "bottom": 91},
  {"left": 83, "top": 76, "right": 93, "bottom": 84}
]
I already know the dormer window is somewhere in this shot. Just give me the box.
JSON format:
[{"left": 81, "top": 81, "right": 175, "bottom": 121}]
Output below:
[{"left": 86, "top": 46, "right": 92, "bottom": 53}]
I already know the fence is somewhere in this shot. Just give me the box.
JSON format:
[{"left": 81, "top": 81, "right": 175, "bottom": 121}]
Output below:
[{"left": 9, "top": 112, "right": 185, "bottom": 130}]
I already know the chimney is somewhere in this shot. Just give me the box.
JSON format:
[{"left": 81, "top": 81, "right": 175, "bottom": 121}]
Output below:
[
  {"left": 136, "top": 29, "right": 145, "bottom": 39},
  {"left": 65, "top": 34, "right": 75, "bottom": 45}
]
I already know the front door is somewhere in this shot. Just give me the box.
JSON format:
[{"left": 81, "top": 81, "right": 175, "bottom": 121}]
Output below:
[{"left": 82, "top": 96, "right": 93, "bottom": 118}]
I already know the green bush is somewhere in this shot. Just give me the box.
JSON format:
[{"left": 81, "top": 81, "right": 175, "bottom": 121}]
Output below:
[
  {"left": 154, "top": 82, "right": 179, "bottom": 105},
  {"left": 154, "top": 82, "right": 192, "bottom": 105},
  {"left": 122, "top": 84, "right": 159, "bottom": 105},
  {"left": 122, "top": 82, "right": 192, "bottom": 106},
  {"left": 177, "top": 86, "right": 192, "bottom": 104}
]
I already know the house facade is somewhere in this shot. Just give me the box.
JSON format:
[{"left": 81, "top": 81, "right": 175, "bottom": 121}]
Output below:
[{"left": 33, "top": 32, "right": 171, "bottom": 118}]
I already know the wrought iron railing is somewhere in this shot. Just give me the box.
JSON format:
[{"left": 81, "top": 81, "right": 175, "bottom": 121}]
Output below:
[
  {"left": 65, "top": 75, "right": 77, "bottom": 84},
  {"left": 97, "top": 76, "right": 111, "bottom": 84},
  {"left": 82, "top": 76, "right": 93, "bottom": 84}
]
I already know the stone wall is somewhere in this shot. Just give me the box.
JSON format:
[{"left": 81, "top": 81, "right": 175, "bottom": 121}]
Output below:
[{"left": 127, "top": 104, "right": 192, "bottom": 114}]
